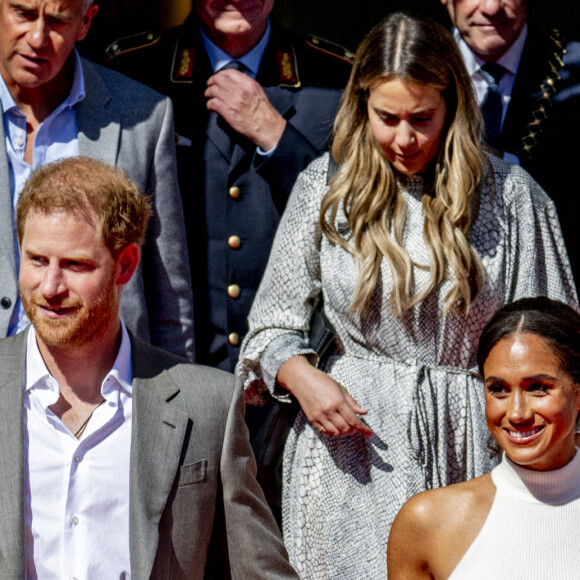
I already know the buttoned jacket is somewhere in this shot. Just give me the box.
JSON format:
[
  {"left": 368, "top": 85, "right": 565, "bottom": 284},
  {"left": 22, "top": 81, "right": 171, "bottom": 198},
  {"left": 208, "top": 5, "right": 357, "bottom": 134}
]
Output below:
[{"left": 107, "top": 20, "right": 352, "bottom": 371}]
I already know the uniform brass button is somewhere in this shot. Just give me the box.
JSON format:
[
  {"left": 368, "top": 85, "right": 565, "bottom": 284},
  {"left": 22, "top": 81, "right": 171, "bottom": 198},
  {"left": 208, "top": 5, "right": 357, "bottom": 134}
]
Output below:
[
  {"left": 228, "top": 332, "right": 240, "bottom": 346},
  {"left": 229, "top": 186, "right": 241, "bottom": 199},
  {"left": 228, "top": 235, "right": 241, "bottom": 249},
  {"left": 228, "top": 284, "right": 240, "bottom": 299},
  {"left": 0, "top": 297, "right": 11, "bottom": 309}
]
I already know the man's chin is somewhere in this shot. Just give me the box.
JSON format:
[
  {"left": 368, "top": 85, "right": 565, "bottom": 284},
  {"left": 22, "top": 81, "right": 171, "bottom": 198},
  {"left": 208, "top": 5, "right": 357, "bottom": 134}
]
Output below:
[
  {"left": 468, "top": 32, "right": 513, "bottom": 61},
  {"left": 7, "top": 67, "right": 52, "bottom": 90},
  {"left": 32, "top": 318, "right": 84, "bottom": 349}
]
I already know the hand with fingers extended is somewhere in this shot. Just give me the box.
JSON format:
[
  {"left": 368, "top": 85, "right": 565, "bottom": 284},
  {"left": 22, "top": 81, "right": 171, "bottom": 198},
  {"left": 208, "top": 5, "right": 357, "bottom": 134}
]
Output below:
[
  {"left": 277, "top": 355, "right": 374, "bottom": 438},
  {"left": 205, "top": 68, "right": 286, "bottom": 151}
]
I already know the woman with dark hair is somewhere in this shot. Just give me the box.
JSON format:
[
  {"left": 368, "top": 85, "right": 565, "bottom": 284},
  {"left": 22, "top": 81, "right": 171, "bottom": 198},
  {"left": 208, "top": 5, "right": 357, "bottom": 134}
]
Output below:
[
  {"left": 237, "top": 12, "right": 577, "bottom": 578},
  {"left": 388, "top": 297, "right": 580, "bottom": 578}
]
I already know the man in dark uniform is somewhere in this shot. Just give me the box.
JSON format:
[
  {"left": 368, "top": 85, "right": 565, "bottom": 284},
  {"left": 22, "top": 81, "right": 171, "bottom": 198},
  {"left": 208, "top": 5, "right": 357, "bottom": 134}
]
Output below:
[
  {"left": 442, "top": 0, "right": 580, "bottom": 286},
  {"left": 106, "top": 0, "right": 352, "bottom": 526}
]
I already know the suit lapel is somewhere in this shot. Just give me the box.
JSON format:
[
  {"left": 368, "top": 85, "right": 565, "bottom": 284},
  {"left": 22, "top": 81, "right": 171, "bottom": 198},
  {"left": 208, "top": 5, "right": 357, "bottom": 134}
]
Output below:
[
  {"left": 206, "top": 113, "right": 235, "bottom": 163},
  {"left": 0, "top": 116, "right": 17, "bottom": 278},
  {"left": 499, "top": 28, "right": 547, "bottom": 154},
  {"left": 76, "top": 59, "right": 120, "bottom": 166},
  {"left": 129, "top": 337, "right": 190, "bottom": 580},
  {"left": 0, "top": 332, "right": 27, "bottom": 577}
]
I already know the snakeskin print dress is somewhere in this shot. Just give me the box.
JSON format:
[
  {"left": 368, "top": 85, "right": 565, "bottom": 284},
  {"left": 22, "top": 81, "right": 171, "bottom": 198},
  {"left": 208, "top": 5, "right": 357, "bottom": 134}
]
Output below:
[{"left": 237, "top": 154, "right": 577, "bottom": 579}]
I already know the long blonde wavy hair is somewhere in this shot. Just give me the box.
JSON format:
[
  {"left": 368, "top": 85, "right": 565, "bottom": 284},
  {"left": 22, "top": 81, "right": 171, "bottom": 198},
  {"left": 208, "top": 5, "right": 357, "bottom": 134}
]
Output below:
[{"left": 321, "top": 12, "right": 488, "bottom": 317}]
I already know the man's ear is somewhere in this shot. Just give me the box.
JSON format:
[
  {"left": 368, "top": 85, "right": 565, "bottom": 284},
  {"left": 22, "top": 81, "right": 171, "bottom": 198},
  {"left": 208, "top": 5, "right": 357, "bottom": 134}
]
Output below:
[
  {"left": 77, "top": 3, "right": 99, "bottom": 42},
  {"left": 115, "top": 243, "right": 140, "bottom": 286}
]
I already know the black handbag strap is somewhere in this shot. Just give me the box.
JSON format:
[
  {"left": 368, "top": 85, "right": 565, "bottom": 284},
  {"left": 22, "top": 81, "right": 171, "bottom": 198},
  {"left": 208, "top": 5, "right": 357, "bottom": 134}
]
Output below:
[
  {"left": 327, "top": 154, "right": 339, "bottom": 185},
  {"left": 307, "top": 153, "right": 340, "bottom": 359}
]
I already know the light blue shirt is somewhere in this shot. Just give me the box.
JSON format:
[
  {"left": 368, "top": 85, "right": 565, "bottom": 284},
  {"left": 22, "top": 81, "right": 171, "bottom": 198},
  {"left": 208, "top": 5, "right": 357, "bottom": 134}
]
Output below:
[
  {"left": 200, "top": 20, "right": 276, "bottom": 156},
  {"left": 200, "top": 19, "right": 271, "bottom": 78},
  {"left": 0, "top": 49, "right": 86, "bottom": 335}
]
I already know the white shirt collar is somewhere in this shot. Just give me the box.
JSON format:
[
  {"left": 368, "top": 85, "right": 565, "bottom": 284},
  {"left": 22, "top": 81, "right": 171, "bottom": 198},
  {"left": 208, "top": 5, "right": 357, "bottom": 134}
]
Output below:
[
  {"left": 0, "top": 47, "right": 85, "bottom": 115},
  {"left": 454, "top": 23, "right": 528, "bottom": 77},
  {"left": 25, "top": 320, "right": 133, "bottom": 399},
  {"left": 200, "top": 19, "right": 271, "bottom": 77}
]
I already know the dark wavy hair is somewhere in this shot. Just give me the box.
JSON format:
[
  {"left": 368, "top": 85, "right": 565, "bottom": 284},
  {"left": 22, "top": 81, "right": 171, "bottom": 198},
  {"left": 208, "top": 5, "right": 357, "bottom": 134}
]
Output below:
[{"left": 477, "top": 296, "right": 580, "bottom": 384}]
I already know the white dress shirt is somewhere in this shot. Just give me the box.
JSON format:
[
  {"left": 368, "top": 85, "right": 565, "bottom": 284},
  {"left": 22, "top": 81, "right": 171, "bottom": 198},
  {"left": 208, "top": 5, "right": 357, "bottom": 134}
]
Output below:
[
  {"left": 454, "top": 25, "right": 528, "bottom": 164},
  {"left": 24, "top": 323, "right": 133, "bottom": 580}
]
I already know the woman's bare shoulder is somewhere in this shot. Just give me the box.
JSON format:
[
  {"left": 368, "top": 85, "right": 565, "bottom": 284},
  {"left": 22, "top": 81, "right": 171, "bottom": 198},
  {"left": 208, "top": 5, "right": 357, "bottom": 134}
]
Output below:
[
  {"left": 387, "top": 474, "right": 495, "bottom": 579},
  {"left": 403, "top": 473, "right": 494, "bottom": 526}
]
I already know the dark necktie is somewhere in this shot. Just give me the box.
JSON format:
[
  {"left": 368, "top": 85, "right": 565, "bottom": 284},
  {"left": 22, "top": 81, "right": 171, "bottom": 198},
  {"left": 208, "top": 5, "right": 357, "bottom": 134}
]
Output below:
[
  {"left": 479, "top": 62, "right": 506, "bottom": 147},
  {"left": 206, "top": 60, "right": 248, "bottom": 160}
]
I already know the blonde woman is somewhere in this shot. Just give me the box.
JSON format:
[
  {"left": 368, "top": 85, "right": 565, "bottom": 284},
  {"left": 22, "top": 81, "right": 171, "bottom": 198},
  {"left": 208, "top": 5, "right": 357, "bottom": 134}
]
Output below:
[{"left": 237, "top": 12, "right": 577, "bottom": 579}]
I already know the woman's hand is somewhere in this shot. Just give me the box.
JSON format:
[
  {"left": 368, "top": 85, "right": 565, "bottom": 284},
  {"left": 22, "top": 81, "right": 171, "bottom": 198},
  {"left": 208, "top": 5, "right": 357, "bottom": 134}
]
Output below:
[{"left": 277, "top": 355, "right": 374, "bottom": 438}]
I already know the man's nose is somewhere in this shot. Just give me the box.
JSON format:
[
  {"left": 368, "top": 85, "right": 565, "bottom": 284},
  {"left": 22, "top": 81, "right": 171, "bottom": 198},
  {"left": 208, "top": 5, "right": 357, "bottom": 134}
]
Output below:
[
  {"left": 479, "top": 0, "right": 503, "bottom": 17},
  {"left": 40, "top": 264, "right": 66, "bottom": 298},
  {"left": 27, "top": 19, "right": 50, "bottom": 50}
]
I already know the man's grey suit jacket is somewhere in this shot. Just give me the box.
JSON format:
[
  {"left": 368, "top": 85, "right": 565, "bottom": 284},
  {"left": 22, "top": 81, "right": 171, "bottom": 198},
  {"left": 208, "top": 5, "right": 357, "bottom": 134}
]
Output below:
[
  {"left": 0, "top": 59, "right": 195, "bottom": 359},
  {"left": 0, "top": 330, "right": 298, "bottom": 579}
]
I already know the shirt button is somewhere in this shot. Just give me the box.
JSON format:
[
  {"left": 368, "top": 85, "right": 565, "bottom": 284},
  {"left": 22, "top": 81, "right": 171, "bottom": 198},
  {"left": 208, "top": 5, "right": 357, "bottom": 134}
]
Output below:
[
  {"left": 228, "top": 235, "right": 241, "bottom": 249},
  {"left": 227, "top": 284, "right": 240, "bottom": 299},
  {"left": 71, "top": 516, "right": 79, "bottom": 526},
  {"left": 228, "top": 332, "right": 240, "bottom": 346},
  {"left": 74, "top": 456, "right": 81, "bottom": 463},
  {"left": 229, "top": 186, "right": 241, "bottom": 199},
  {"left": 14, "top": 137, "right": 23, "bottom": 148}
]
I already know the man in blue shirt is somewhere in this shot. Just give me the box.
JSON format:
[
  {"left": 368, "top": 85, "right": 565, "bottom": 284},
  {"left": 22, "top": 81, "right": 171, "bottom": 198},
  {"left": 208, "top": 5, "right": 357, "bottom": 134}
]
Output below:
[{"left": 0, "top": 0, "right": 195, "bottom": 359}]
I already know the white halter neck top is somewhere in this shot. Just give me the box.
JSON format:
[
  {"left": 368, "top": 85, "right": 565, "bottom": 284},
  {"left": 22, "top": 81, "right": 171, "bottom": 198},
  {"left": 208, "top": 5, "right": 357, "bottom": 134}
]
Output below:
[{"left": 449, "top": 450, "right": 580, "bottom": 579}]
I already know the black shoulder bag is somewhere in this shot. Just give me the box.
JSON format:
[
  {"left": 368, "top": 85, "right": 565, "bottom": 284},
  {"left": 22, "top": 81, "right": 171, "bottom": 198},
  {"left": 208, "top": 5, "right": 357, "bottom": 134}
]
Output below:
[{"left": 308, "top": 154, "right": 339, "bottom": 359}]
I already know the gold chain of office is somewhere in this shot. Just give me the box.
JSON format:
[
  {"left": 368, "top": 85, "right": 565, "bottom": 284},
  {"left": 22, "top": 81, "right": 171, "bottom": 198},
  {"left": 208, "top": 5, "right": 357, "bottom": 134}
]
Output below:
[{"left": 519, "top": 29, "right": 566, "bottom": 161}]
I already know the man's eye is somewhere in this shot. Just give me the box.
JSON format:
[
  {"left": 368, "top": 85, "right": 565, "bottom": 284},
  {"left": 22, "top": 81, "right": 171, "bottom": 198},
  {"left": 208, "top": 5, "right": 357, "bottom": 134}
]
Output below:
[
  {"left": 28, "top": 255, "right": 46, "bottom": 265},
  {"left": 12, "top": 7, "right": 35, "bottom": 20},
  {"left": 46, "top": 16, "right": 68, "bottom": 26},
  {"left": 65, "top": 261, "right": 92, "bottom": 271}
]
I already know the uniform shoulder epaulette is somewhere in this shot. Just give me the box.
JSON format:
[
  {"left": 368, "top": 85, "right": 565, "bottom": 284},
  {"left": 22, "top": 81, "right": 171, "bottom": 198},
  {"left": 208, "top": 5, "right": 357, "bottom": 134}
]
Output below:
[
  {"left": 105, "top": 30, "right": 161, "bottom": 62},
  {"left": 304, "top": 34, "right": 354, "bottom": 65}
]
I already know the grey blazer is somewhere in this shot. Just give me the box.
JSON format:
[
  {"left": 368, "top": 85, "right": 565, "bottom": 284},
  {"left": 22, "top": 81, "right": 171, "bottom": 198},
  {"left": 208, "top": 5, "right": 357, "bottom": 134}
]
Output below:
[
  {"left": 0, "top": 330, "right": 298, "bottom": 579},
  {"left": 0, "top": 59, "right": 195, "bottom": 359}
]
